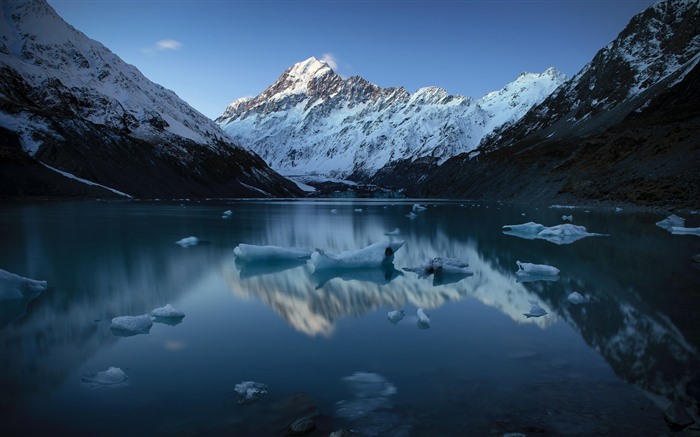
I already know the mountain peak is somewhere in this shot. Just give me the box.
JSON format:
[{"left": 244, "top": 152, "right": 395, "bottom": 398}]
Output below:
[{"left": 286, "top": 56, "right": 334, "bottom": 80}]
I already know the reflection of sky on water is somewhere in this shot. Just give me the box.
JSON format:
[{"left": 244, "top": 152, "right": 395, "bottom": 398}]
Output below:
[{"left": 0, "top": 200, "right": 698, "bottom": 434}]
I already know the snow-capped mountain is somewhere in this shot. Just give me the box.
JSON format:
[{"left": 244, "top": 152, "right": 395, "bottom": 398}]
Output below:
[
  {"left": 415, "top": 0, "right": 699, "bottom": 207},
  {"left": 0, "top": 0, "right": 300, "bottom": 198},
  {"left": 217, "top": 57, "right": 565, "bottom": 179}
]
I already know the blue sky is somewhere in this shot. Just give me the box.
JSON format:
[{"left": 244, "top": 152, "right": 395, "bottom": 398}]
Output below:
[{"left": 48, "top": 0, "right": 655, "bottom": 120}]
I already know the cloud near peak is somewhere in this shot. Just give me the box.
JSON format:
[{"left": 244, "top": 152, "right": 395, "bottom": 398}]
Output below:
[
  {"left": 321, "top": 53, "right": 338, "bottom": 70},
  {"left": 156, "top": 39, "right": 183, "bottom": 50}
]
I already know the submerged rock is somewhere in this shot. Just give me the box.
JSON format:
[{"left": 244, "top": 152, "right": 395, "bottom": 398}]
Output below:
[
  {"left": 288, "top": 416, "right": 315, "bottom": 435},
  {"left": 234, "top": 381, "right": 268, "bottom": 404},
  {"left": 81, "top": 367, "right": 129, "bottom": 389}
]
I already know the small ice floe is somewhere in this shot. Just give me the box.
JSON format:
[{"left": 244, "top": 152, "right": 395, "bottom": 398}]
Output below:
[
  {"left": 0, "top": 269, "right": 47, "bottom": 300},
  {"left": 656, "top": 214, "right": 685, "bottom": 230},
  {"left": 406, "top": 212, "right": 417, "bottom": 220},
  {"left": 222, "top": 210, "right": 233, "bottom": 219},
  {"left": 311, "top": 240, "right": 404, "bottom": 269},
  {"left": 151, "top": 304, "right": 185, "bottom": 325},
  {"left": 233, "top": 243, "right": 312, "bottom": 261},
  {"left": 110, "top": 314, "right": 153, "bottom": 336},
  {"left": 387, "top": 309, "right": 405, "bottom": 324},
  {"left": 354, "top": 208, "right": 363, "bottom": 212},
  {"left": 412, "top": 204, "right": 427, "bottom": 212},
  {"left": 234, "top": 381, "right": 268, "bottom": 404},
  {"left": 561, "top": 215, "right": 573, "bottom": 221},
  {"left": 515, "top": 261, "right": 560, "bottom": 283},
  {"left": 671, "top": 227, "right": 700, "bottom": 236},
  {"left": 416, "top": 308, "right": 430, "bottom": 329},
  {"left": 175, "top": 236, "right": 199, "bottom": 247},
  {"left": 81, "top": 367, "right": 129, "bottom": 390},
  {"left": 384, "top": 228, "right": 400, "bottom": 236},
  {"left": 567, "top": 291, "right": 588, "bottom": 305},
  {"left": 503, "top": 222, "right": 603, "bottom": 245},
  {"left": 615, "top": 207, "right": 623, "bottom": 212},
  {"left": 404, "top": 257, "right": 472, "bottom": 285},
  {"left": 331, "top": 209, "right": 338, "bottom": 214},
  {"left": 523, "top": 301, "right": 548, "bottom": 318}
]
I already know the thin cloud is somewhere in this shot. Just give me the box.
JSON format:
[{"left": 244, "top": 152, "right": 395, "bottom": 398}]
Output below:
[
  {"left": 321, "top": 53, "right": 338, "bottom": 70},
  {"left": 142, "top": 39, "right": 183, "bottom": 55},
  {"left": 156, "top": 39, "right": 183, "bottom": 51}
]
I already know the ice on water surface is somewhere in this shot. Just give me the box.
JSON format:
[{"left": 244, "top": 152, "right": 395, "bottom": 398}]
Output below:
[
  {"left": 516, "top": 261, "right": 560, "bottom": 277},
  {"left": 655, "top": 215, "right": 699, "bottom": 235},
  {"left": 387, "top": 309, "right": 405, "bottom": 324},
  {"left": 311, "top": 240, "right": 404, "bottom": 269},
  {"left": 416, "top": 308, "right": 430, "bottom": 325},
  {"left": 0, "top": 269, "right": 47, "bottom": 300},
  {"left": 567, "top": 291, "right": 588, "bottom": 305},
  {"left": 503, "top": 222, "right": 604, "bottom": 244},
  {"left": 151, "top": 304, "right": 185, "bottom": 318},
  {"left": 412, "top": 204, "right": 427, "bottom": 212},
  {"left": 175, "top": 236, "right": 199, "bottom": 247},
  {"left": 110, "top": 314, "right": 153, "bottom": 336},
  {"left": 561, "top": 215, "right": 573, "bottom": 221},
  {"left": 406, "top": 212, "right": 417, "bottom": 220},
  {"left": 670, "top": 226, "right": 700, "bottom": 236},
  {"left": 523, "top": 301, "right": 548, "bottom": 318},
  {"left": 233, "top": 243, "right": 312, "bottom": 261},
  {"left": 234, "top": 381, "right": 268, "bottom": 404},
  {"left": 384, "top": 228, "right": 400, "bottom": 236},
  {"left": 81, "top": 367, "right": 129, "bottom": 389}
]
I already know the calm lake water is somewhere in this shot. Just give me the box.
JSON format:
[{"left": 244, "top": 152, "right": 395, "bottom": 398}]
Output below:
[{"left": 1, "top": 199, "right": 698, "bottom": 436}]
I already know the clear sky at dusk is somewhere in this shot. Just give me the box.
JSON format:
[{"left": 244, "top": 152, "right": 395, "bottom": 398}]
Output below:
[{"left": 47, "top": 0, "right": 656, "bottom": 120}]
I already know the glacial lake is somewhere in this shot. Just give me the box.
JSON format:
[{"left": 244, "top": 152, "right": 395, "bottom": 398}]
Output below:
[{"left": 1, "top": 199, "right": 698, "bottom": 436}]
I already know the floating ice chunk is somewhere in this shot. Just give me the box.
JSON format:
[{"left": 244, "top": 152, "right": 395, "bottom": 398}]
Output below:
[
  {"left": 412, "top": 204, "right": 427, "bottom": 212},
  {"left": 615, "top": 207, "right": 623, "bottom": 212},
  {"left": 354, "top": 208, "right": 363, "bottom": 212},
  {"left": 516, "top": 261, "right": 560, "bottom": 276},
  {"left": 417, "top": 308, "right": 430, "bottom": 324},
  {"left": 0, "top": 269, "right": 47, "bottom": 300},
  {"left": 561, "top": 215, "right": 573, "bottom": 221},
  {"left": 502, "top": 222, "right": 546, "bottom": 239},
  {"left": 567, "top": 291, "right": 588, "bottom": 304},
  {"left": 223, "top": 210, "right": 233, "bottom": 216},
  {"left": 535, "top": 224, "right": 603, "bottom": 244},
  {"left": 523, "top": 301, "right": 548, "bottom": 318},
  {"left": 234, "top": 381, "right": 268, "bottom": 404},
  {"left": 81, "top": 367, "right": 129, "bottom": 390},
  {"left": 111, "top": 314, "right": 153, "bottom": 336},
  {"left": 233, "top": 243, "right": 312, "bottom": 261},
  {"left": 151, "top": 304, "right": 185, "bottom": 318},
  {"left": 671, "top": 226, "right": 700, "bottom": 236},
  {"left": 406, "top": 212, "right": 417, "bottom": 219},
  {"left": 656, "top": 214, "right": 685, "bottom": 230},
  {"left": 175, "top": 236, "right": 199, "bottom": 247},
  {"left": 387, "top": 309, "right": 405, "bottom": 324},
  {"left": 549, "top": 205, "right": 576, "bottom": 209},
  {"left": 311, "top": 240, "right": 404, "bottom": 269},
  {"left": 384, "top": 228, "right": 400, "bottom": 236},
  {"left": 331, "top": 209, "right": 338, "bottom": 214},
  {"left": 404, "top": 257, "right": 470, "bottom": 277}
]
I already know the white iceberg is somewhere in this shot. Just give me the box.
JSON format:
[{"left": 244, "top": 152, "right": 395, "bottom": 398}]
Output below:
[
  {"left": 567, "top": 291, "right": 588, "bottom": 305},
  {"left": 151, "top": 304, "right": 185, "bottom": 318},
  {"left": 384, "top": 228, "right": 400, "bottom": 236},
  {"left": 111, "top": 314, "right": 153, "bottom": 336},
  {"left": 523, "top": 301, "right": 548, "bottom": 318},
  {"left": 0, "top": 269, "right": 47, "bottom": 300},
  {"left": 516, "top": 261, "right": 560, "bottom": 276},
  {"left": 503, "top": 222, "right": 603, "bottom": 244},
  {"left": 81, "top": 367, "right": 129, "bottom": 389},
  {"left": 233, "top": 243, "right": 312, "bottom": 261},
  {"left": 561, "top": 215, "right": 573, "bottom": 221},
  {"left": 234, "top": 381, "right": 268, "bottom": 404},
  {"left": 417, "top": 308, "right": 430, "bottom": 324},
  {"left": 406, "top": 212, "right": 417, "bottom": 220},
  {"left": 223, "top": 209, "right": 233, "bottom": 216},
  {"left": 656, "top": 214, "right": 685, "bottom": 230},
  {"left": 412, "top": 204, "right": 427, "bottom": 212},
  {"left": 175, "top": 236, "right": 199, "bottom": 247},
  {"left": 387, "top": 309, "right": 405, "bottom": 324},
  {"left": 670, "top": 226, "right": 700, "bottom": 236},
  {"left": 502, "top": 222, "right": 546, "bottom": 239},
  {"left": 311, "top": 240, "right": 404, "bottom": 269}
]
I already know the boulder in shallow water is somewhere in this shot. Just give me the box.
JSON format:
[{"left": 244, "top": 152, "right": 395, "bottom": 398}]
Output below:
[{"left": 288, "top": 416, "right": 315, "bottom": 435}]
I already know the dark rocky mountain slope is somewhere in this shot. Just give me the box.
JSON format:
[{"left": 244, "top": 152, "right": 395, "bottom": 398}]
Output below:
[{"left": 0, "top": 0, "right": 301, "bottom": 199}]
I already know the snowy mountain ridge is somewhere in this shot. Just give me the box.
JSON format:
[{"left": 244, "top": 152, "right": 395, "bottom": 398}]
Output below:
[{"left": 216, "top": 57, "right": 566, "bottom": 178}]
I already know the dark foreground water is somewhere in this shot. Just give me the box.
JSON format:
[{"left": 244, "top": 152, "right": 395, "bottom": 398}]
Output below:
[{"left": 1, "top": 199, "right": 699, "bottom": 436}]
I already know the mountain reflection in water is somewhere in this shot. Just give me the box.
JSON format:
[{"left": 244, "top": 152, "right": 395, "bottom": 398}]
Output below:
[{"left": 0, "top": 200, "right": 697, "bottom": 434}]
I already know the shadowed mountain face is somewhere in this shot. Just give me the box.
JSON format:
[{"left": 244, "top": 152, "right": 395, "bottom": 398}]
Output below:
[
  {"left": 404, "top": 0, "right": 699, "bottom": 208},
  {"left": 0, "top": 0, "right": 301, "bottom": 199}
]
